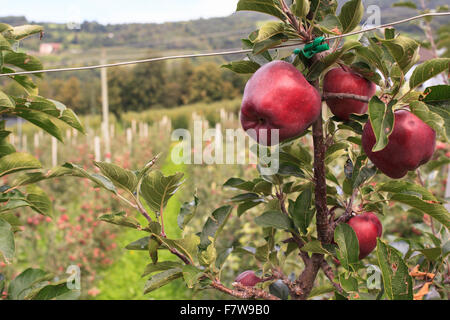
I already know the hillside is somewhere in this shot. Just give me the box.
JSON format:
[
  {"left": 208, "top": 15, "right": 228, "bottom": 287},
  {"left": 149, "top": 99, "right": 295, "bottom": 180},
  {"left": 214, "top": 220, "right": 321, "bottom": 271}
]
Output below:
[{"left": 2, "top": 0, "right": 448, "bottom": 54}]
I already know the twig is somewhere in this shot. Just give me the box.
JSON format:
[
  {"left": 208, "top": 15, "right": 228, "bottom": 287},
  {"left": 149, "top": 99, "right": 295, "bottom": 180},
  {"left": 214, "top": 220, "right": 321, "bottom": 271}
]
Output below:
[
  {"left": 321, "top": 260, "right": 343, "bottom": 293},
  {"left": 211, "top": 280, "right": 280, "bottom": 300},
  {"left": 322, "top": 93, "right": 370, "bottom": 103}
]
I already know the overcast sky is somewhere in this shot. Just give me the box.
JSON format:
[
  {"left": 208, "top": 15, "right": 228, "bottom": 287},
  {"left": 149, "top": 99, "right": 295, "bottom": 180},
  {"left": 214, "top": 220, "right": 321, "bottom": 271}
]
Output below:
[{"left": 1, "top": 0, "right": 240, "bottom": 24}]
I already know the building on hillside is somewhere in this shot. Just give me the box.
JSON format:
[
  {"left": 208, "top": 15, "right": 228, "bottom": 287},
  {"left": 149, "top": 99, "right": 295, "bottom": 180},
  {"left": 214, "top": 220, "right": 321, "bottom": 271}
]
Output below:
[{"left": 39, "top": 43, "right": 62, "bottom": 55}]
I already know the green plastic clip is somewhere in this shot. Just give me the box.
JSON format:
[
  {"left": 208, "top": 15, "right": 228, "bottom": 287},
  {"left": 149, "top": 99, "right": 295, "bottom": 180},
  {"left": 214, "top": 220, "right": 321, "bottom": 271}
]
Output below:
[{"left": 295, "top": 36, "right": 329, "bottom": 59}]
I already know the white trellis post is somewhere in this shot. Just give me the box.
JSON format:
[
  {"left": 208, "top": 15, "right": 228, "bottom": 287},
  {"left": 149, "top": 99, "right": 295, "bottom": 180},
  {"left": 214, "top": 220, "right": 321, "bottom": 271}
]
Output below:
[
  {"left": 101, "top": 50, "right": 111, "bottom": 163},
  {"left": 131, "top": 119, "right": 137, "bottom": 135},
  {"left": 94, "top": 136, "right": 101, "bottom": 162},
  {"left": 126, "top": 128, "right": 133, "bottom": 146},
  {"left": 51, "top": 137, "right": 58, "bottom": 167},
  {"left": 22, "top": 135, "right": 27, "bottom": 152},
  {"left": 445, "top": 165, "right": 450, "bottom": 211},
  {"left": 34, "top": 133, "right": 39, "bottom": 149},
  {"left": 9, "top": 133, "right": 15, "bottom": 146}
]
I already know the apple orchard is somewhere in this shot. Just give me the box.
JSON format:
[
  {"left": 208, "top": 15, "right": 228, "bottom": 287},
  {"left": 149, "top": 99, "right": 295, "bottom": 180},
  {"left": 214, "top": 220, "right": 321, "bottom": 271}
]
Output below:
[{"left": 0, "top": 0, "right": 449, "bottom": 300}]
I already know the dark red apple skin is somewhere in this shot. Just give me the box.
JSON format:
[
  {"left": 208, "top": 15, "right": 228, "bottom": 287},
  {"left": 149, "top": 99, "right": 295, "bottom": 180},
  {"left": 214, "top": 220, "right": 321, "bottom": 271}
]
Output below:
[
  {"left": 323, "top": 67, "right": 376, "bottom": 120},
  {"left": 347, "top": 212, "right": 382, "bottom": 259},
  {"left": 362, "top": 110, "right": 436, "bottom": 179},
  {"left": 235, "top": 270, "right": 262, "bottom": 287},
  {"left": 240, "top": 60, "right": 321, "bottom": 145}
]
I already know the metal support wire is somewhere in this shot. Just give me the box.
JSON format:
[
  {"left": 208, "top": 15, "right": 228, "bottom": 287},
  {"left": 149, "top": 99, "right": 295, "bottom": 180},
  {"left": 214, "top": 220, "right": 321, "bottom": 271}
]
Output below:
[{"left": 0, "top": 12, "right": 449, "bottom": 78}]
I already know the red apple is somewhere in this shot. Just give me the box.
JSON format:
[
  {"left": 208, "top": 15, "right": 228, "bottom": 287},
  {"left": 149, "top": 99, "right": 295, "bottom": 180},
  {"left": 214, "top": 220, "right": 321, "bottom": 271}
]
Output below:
[
  {"left": 235, "top": 270, "right": 262, "bottom": 287},
  {"left": 323, "top": 67, "right": 376, "bottom": 120},
  {"left": 347, "top": 212, "right": 382, "bottom": 259},
  {"left": 240, "top": 60, "right": 321, "bottom": 145},
  {"left": 362, "top": 109, "right": 436, "bottom": 179}
]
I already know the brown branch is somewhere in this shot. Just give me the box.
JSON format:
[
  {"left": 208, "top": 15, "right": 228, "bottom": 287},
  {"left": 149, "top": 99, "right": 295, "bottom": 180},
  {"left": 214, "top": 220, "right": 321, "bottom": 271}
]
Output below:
[
  {"left": 211, "top": 280, "right": 280, "bottom": 300},
  {"left": 169, "top": 247, "right": 191, "bottom": 265},
  {"left": 322, "top": 93, "right": 370, "bottom": 103},
  {"left": 321, "top": 260, "right": 343, "bottom": 293}
]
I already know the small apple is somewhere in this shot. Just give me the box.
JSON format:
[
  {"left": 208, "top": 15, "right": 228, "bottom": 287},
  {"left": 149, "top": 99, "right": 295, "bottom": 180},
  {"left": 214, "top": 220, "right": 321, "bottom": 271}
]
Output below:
[
  {"left": 323, "top": 67, "right": 376, "bottom": 120},
  {"left": 235, "top": 270, "right": 262, "bottom": 287},
  {"left": 240, "top": 60, "right": 321, "bottom": 145},
  {"left": 362, "top": 109, "right": 436, "bottom": 179},
  {"left": 347, "top": 212, "right": 382, "bottom": 259}
]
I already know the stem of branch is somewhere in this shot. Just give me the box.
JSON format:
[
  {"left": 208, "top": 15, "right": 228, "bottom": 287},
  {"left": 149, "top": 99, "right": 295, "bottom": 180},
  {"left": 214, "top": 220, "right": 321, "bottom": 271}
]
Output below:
[
  {"left": 322, "top": 92, "right": 370, "bottom": 103},
  {"left": 211, "top": 280, "right": 280, "bottom": 300}
]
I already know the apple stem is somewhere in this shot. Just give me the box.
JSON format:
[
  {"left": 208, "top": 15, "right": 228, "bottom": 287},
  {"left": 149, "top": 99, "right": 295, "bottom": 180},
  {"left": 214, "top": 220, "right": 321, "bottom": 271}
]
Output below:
[{"left": 322, "top": 92, "right": 370, "bottom": 103}]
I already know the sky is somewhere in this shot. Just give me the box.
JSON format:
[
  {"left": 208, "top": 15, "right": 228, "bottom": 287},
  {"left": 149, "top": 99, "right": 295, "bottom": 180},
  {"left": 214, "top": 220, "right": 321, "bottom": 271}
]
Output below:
[{"left": 1, "top": 0, "right": 240, "bottom": 24}]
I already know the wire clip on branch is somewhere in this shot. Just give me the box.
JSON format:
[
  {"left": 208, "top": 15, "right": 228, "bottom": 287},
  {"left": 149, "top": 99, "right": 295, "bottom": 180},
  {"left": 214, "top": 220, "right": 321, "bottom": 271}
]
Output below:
[{"left": 294, "top": 36, "right": 329, "bottom": 59}]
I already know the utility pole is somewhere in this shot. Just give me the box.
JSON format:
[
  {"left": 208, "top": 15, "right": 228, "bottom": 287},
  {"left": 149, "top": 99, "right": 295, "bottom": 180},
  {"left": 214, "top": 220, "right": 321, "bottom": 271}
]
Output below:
[{"left": 101, "top": 49, "right": 111, "bottom": 162}]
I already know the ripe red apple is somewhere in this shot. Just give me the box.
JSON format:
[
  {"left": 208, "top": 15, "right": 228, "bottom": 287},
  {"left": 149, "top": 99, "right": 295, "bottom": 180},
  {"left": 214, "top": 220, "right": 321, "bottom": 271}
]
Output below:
[
  {"left": 240, "top": 60, "right": 321, "bottom": 145},
  {"left": 362, "top": 109, "right": 436, "bottom": 179},
  {"left": 323, "top": 67, "right": 376, "bottom": 120},
  {"left": 347, "top": 212, "right": 382, "bottom": 259},
  {"left": 234, "top": 270, "right": 262, "bottom": 287}
]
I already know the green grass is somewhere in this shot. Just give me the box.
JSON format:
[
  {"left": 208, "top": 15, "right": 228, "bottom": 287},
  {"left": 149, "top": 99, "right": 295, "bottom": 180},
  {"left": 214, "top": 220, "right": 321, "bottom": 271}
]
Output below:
[{"left": 95, "top": 151, "right": 192, "bottom": 300}]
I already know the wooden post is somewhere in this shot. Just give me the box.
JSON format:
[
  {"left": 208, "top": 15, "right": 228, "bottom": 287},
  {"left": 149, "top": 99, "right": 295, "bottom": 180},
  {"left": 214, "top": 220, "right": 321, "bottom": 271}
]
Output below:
[
  {"left": 126, "top": 128, "right": 132, "bottom": 146},
  {"left": 52, "top": 137, "right": 58, "bottom": 167},
  {"left": 101, "top": 49, "right": 111, "bottom": 163},
  {"left": 94, "top": 136, "right": 101, "bottom": 162},
  {"left": 445, "top": 165, "right": 450, "bottom": 211},
  {"left": 34, "top": 133, "right": 39, "bottom": 149}
]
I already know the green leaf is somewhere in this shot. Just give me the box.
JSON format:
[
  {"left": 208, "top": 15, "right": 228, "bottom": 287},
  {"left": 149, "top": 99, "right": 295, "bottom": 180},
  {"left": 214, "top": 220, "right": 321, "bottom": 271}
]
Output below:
[
  {"left": 293, "top": 0, "right": 310, "bottom": 18},
  {"left": 94, "top": 161, "right": 138, "bottom": 193},
  {"left": 62, "top": 163, "right": 117, "bottom": 193},
  {"left": 223, "top": 177, "right": 255, "bottom": 191},
  {"left": 30, "top": 281, "right": 72, "bottom": 300},
  {"left": 26, "top": 185, "right": 53, "bottom": 216},
  {"left": 255, "top": 210, "right": 296, "bottom": 232},
  {"left": 317, "top": 14, "right": 342, "bottom": 35},
  {"left": 3, "top": 52, "right": 43, "bottom": 76},
  {"left": 143, "top": 268, "right": 183, "bottom": 294},
  {"left": 236, "top": 0, "right": 287, "bottom": 21},
  {"left": 15, "top": 109, "right": 63, "bottom": 141},
  {"left": 376, "top": 239, "right": 413, "bottom": 300},
  {"left": 291, "top": 185, "right": 314, "bottom": 234},
  {"left": 0, "top": 152, "right": 41, "bottom": 177},
  {"left": 409, "top": 101, "right": 445, "bottom": 138},
  {"left": 338, "top": 0, "right": 364, "bottom": 33},
  {"left": 301, "top": 240, "right": 331, "bottom": 255},
  {"left": 182, "top": 265, "right": 203, "bottom": 289},
  {"left": 125, "top": 237, "right": 151, "bottom": 250},
  {"left": 381, "top": 35, "right": 419, "bottom": 73},
  {"left": 334, "top": 223, "right": 359, "bottom": 271},
  {"left": 222, "top": 60, "right": 260, "bottom": 74},
  {"left": 6, "top": 25, "right": 43, "bottom": 40},
  {"left": 418, "top": 247, "right": 442, "bottom": 261},
  {"left": 409, "top": 58, "right": 450, "bottom": 90},
  {"left": 7, "top": 268, "right": 52, "bottom": 300},
  {"left": 10, "top": 166, "right": 73, "bottom": 188},
  {"left": 253, "top": 21, "right": 286, "bottom": 43},
  {"left": 237, "top": 200, "right": 262, "bottom": 217},
  {"left": 0, "top": 218, "right": 15, "bottom": 263},
  {"left": 389, "top": 193, "right": 450, "bottom": 229},
  {"left": 392, "top": 1, "right": 417, "bottom": 9},
  {"left": 230, "top": 192, "right": 261, "bottom": 202},
  {"left": 0, "top": 90, "right": 15, "bottom": 111},
  {"left": 177, "top": 194, "right": 199, "bottom": 230},
  {"left": 99, "top": 211, "right": 140, "bottom": 229},
  {"left": 199, "top": 205, "right": 232, "bottom": 250},
  {"left": 368, "top": 96, "right": 394, "bottom": 152},
  {"left": 140, "top": 171, "right": 184, "bottom": 214},
  {"left": 141, "top": 261, "right": 183, "bottom": 277},
  {"left": 0, "top": 34, "right": 12, "bottom": 51},
  {"left": 377, "top": 181, "right": 438, "bottom": 201},
  {"left": 253, "top": 33, "right": 289, "bottom": 54},
  {"left": 339, "top": 273, "right": 358, "bottom": 292}
]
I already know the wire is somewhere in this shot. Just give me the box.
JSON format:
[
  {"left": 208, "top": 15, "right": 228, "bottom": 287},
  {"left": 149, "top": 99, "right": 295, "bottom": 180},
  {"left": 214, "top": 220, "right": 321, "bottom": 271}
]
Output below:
[{"left": 0, "top": 12, "right": 449, "bottom": 78}]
